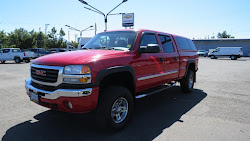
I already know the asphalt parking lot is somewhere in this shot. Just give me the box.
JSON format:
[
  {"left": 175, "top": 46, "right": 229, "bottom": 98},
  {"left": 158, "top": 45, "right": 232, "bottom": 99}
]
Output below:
[{"left": 0, "top": 57, "right": 250, "bottom": 141}]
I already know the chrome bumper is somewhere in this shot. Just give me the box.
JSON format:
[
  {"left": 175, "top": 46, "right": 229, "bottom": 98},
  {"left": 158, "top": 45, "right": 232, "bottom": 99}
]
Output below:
[{"left": 25, "top": 78, "right": 92, "bottom": 100}]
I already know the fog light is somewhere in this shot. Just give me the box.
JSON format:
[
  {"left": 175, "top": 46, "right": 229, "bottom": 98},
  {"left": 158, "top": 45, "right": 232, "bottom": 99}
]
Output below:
[
  {"left": 62, "top": 101, "right": 73, "bottom": 109},
  {"left": 80, "top": 78, "right": 88, "bottom": 82},
  {"left": 68, "top": 102, "right": 73, "bottom": 109}
]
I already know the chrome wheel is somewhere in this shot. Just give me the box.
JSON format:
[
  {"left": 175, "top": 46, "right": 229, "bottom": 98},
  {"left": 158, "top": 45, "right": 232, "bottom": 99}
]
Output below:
[
  {"left": 111, "top": 97, "right": 128, "bottom": 124},
  {"left": 189, "top": 73, "right": 194, "bottom": 88}
]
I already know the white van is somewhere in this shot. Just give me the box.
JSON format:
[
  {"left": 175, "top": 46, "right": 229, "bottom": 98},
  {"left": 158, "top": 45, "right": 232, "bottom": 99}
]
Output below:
[{"left": 208, "top": 47, "right": 243, "bottom": 60}]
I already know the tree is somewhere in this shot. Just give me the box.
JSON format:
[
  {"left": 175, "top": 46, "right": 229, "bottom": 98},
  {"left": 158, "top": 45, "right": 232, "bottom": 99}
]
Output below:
[
  {"left": 47, "top": 27, "right": 67, "bottom": 49},
  {"left": 70, "top": 41, "right": 79, "bottom": 49},
  {"left": 59, "top": 28, "right": 65, "bottom": 39},
  {"left": 7, "top": 28, "right": 37, "bottom": 50},
  {"left": 0, "top": 30, "right": 8, "bottom": 48},
  {"left": 217, "top": 31, "right": 235, "bottom": 38},
  {"left": 36, "top": 32, "right": 47, "bottom": 49}
]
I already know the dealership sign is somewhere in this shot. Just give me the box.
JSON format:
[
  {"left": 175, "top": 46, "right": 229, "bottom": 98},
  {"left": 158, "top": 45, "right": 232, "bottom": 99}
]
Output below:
[{"left": 122, "top": 13, "right": 134, "bottom": 27}]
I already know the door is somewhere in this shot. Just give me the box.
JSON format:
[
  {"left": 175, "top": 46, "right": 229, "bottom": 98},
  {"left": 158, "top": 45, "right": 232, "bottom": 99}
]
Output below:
[
  {"left": 2, "top": 49, "right": 11, "bottom": 60},
  {"left": 158, "top": 34, "right": 179, "bottom": 82},
  {"left": 135, "top": 32, "right": 165, "bottom": 91}
]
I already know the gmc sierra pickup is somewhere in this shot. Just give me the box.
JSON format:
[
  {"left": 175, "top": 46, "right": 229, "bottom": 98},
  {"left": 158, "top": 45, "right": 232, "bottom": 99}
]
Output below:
[{"left": 25, "top": 29, "right": 198, "bottom": 130}]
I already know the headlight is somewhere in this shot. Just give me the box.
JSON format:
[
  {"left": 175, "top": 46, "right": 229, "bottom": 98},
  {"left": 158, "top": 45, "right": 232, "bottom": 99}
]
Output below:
[
  {"left": 63, "top": 65, "right": 91, "bottom": 83},
  {"left": 64, "top": 65, "right": 91, "bottom": 74}
]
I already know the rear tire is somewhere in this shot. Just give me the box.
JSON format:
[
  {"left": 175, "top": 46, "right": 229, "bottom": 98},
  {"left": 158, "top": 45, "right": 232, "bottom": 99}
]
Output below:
[
  {"left": 231, "top": 56, "right": 237, "bottom": 60},
  {"left": 96, "top": 86, "right": 134, "bottom": 130},
  {"left": 180, "top": 70, "right": 194, "bottom": 93},
  {"left": 14, "top": 57, "right": 21, "bottom": 63}
]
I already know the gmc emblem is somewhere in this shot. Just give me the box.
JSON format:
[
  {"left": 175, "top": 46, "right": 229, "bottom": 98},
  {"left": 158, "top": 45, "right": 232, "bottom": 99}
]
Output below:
[{"left": 35, "top": 70, "right": 46, "bottom": 76}]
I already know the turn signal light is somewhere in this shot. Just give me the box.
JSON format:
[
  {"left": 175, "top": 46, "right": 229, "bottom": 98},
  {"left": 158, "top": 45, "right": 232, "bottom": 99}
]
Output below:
[{"left": 81, "top": 66, "right": 91, "bottom": 74}]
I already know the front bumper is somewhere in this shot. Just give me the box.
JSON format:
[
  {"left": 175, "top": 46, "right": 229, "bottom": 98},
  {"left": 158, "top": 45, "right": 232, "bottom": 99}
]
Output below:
[{"left": 25, "top": 78, "right": 99, "bottom": 113}]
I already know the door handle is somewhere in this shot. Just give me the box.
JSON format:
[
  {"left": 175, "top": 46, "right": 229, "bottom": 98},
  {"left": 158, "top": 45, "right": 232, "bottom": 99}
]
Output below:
[
  {"left": 159, "top": 58, "right": 164, "bottom": 62},
  {"left": 174, "top": 57, "right": 177, "bottom": 61}
]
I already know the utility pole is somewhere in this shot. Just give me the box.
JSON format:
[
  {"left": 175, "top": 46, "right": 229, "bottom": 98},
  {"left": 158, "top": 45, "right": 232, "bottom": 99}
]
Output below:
[
  {"left": 75, "top": 34, "right": 78, "bottom": 42},
  {"left": 68, "top": 31, "right": 70, "bottom": 41},
  {"left": 95, "top": 22, "right": 97, "bottom": 35},
  {"left": 65, "top": 25, "right": 93, "bottom": 38},
  {"left": 45, "top": 24, "right": 50, "bottom": 35},
  {"left": 79, "top": 0, "right": 128, "bottom": 31}
]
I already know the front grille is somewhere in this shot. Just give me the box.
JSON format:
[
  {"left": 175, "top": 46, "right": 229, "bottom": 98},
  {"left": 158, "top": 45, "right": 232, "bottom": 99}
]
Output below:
[{"left": 31, "top": 67, "right": 59, "bottom": 83}]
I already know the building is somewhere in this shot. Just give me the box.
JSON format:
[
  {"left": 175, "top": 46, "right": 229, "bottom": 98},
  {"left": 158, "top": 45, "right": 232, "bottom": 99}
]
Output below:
[{"left": 193, "top": 39, "right": 250, "bottom": 56}]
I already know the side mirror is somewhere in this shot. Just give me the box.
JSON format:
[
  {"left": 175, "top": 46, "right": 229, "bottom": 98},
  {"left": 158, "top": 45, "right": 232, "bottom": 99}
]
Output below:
[{"left": 139, "top": 44, "right": 161, "bottom": 53}]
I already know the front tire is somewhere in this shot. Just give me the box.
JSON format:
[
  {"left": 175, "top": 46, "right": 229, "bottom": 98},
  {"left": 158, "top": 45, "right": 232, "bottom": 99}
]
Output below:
[
  {"left": 96, "top": 86, "right": 134, "bottom": 130},
  {"left": 14, "top": 57, "right": 21, "bottom": 63},
  {"left": 25, "top": 59, "right": 30, "bottom": 63},
  {"left": 180, "top": 69, "right": 194, "bottom": 93},
  {"left": 1, "top": 61, "right": 5, "bottom": 63}
]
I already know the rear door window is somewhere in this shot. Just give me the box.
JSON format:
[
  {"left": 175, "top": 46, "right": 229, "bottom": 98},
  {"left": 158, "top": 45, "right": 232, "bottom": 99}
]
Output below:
[
  {"left": 158, "top": 35, "right": 175, "bottom": 53},
  {"left": 175, "top": 37, "right": 191, "bottom": 50},
  {"left": 12, "top": 49, "right": 21, "bottom": 52},
  {"left": 187, "top": 39, "right": 197, "bottom": 51}
]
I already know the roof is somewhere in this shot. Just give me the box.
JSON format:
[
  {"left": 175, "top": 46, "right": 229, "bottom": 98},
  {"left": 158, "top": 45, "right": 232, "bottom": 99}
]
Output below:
[{"left": 103, "top": 29, "right": 191, "bottom": 39}]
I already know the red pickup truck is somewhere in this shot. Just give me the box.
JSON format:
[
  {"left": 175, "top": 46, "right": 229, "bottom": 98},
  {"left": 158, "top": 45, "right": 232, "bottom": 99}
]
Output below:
[{"left": 25, "top": 29, "right": 198, "bottom": 130}]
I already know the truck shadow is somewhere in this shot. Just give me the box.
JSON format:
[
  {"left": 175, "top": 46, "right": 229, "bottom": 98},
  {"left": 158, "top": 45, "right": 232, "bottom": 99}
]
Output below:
[{"left": 2, "top": 87, "right": 207, "bottom": 141}]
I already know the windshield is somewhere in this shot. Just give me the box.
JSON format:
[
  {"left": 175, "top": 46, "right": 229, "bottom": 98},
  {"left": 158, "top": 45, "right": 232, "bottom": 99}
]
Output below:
[{"left": 83, "top": 31, "right": 137, "bottom": 51}]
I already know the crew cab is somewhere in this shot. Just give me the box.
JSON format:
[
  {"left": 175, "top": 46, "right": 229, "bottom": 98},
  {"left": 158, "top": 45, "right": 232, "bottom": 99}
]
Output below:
[
  {"left": 25, "top": 29, "right": 198, "bottom": 130},
  {"left": 0, "top": 48, "right": 34, "bottom": 63}
]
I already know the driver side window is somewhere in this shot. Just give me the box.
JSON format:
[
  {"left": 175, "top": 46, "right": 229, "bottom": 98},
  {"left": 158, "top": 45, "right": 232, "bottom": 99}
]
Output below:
[{"left": 140, "top": 34, "right": 158, "bottom": 46}]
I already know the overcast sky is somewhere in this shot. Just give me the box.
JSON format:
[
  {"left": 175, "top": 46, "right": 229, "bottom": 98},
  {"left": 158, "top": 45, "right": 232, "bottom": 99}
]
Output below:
[{"left": 0, "top": 0, "right": 250, "bottom": 41}]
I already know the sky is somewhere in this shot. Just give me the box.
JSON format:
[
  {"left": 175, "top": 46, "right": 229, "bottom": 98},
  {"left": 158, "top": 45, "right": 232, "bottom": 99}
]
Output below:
[{"left": 0, "top": 0, "right": 250, "bottom": 41}]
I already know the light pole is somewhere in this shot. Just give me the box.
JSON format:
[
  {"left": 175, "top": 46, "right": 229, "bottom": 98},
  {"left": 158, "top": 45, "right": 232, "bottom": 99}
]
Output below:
[
  {"left": 79, "top": 0, "right": 128, "bottom": 31},
  {"left": 65, "top": 25, "right": 93, "bottom": 38},
  {"left": 45, "top": 24, "right": 50, "bottom": 35}
]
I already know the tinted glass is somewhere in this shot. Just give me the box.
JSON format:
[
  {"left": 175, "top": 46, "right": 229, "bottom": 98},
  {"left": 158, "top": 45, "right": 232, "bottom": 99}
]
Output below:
[
  {"left": 140, "top": 34, "right": 158, "bottom": 46},
  {"left": 187, "top": 39, "right": 197, "bottom": 51},
  {"left": 3, "top": 49, "right": 10, "bottom": 53},
  {"left": 176, "top": 37, "right": 191, "bottom": 50},
  {"left": 30, "top": 49, "right": 37, "bottom": 52},
  {"left": 12, "top": 49, "right": 21, "bottom": 52},
  {"left": 38, "top": 49, "right": 45, "bottom": 52},
  {"left": 159, "top": 35, "right": 175, "bottom": 53}
]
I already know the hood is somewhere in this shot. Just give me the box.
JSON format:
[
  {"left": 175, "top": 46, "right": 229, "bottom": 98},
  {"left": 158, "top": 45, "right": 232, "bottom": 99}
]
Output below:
[{"left": 32, "top": 50, "right": 126, "bottom": 66}]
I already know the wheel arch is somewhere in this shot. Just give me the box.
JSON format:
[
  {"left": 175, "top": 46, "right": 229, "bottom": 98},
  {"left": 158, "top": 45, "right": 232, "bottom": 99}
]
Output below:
[
  {"left": 185, "top": 59, "right": 196, "bottom": 82},
  {"left": 95, "top": 66, "right": 136, "bottom": 97}
]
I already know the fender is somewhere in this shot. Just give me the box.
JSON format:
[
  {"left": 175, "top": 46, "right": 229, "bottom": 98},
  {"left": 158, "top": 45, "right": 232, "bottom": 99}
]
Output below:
[
  {"left": 185, "top": 59, "right": 196, "bottom": 82},
  {"left": 95, "top": 65, "right": 136, "bottom": 88}
]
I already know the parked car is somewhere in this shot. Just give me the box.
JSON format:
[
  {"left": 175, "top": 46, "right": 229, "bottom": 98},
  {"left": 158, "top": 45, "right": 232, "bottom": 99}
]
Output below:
[
  {"left": 197, "top": 50, "right": 207, "bottom": 57},
  {"left": 48, "top": 48, "right": 67, "bottom": 53},
  {"left": 0, "top": 48, "right": 34, "bottom": 63},
  {"left": 25, "top": 29, "right": 198, "bottom": 130},
  {"left": 208, "top": 47, "right": 243, "bottom": 60},
  {"left": 28, "top": 48, "right": 50, "bottom": 58}
]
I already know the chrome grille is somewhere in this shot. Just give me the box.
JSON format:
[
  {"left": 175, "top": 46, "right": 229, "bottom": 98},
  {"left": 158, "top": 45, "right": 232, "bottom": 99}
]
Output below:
[{"left": 31, "top": 67, "right": 59, "bottom": 83}]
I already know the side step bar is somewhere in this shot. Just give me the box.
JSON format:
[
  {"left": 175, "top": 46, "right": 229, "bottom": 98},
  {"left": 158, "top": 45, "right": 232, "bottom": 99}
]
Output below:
[{"left": 135, "top": 82, "right": 176, "bottom": 99}]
